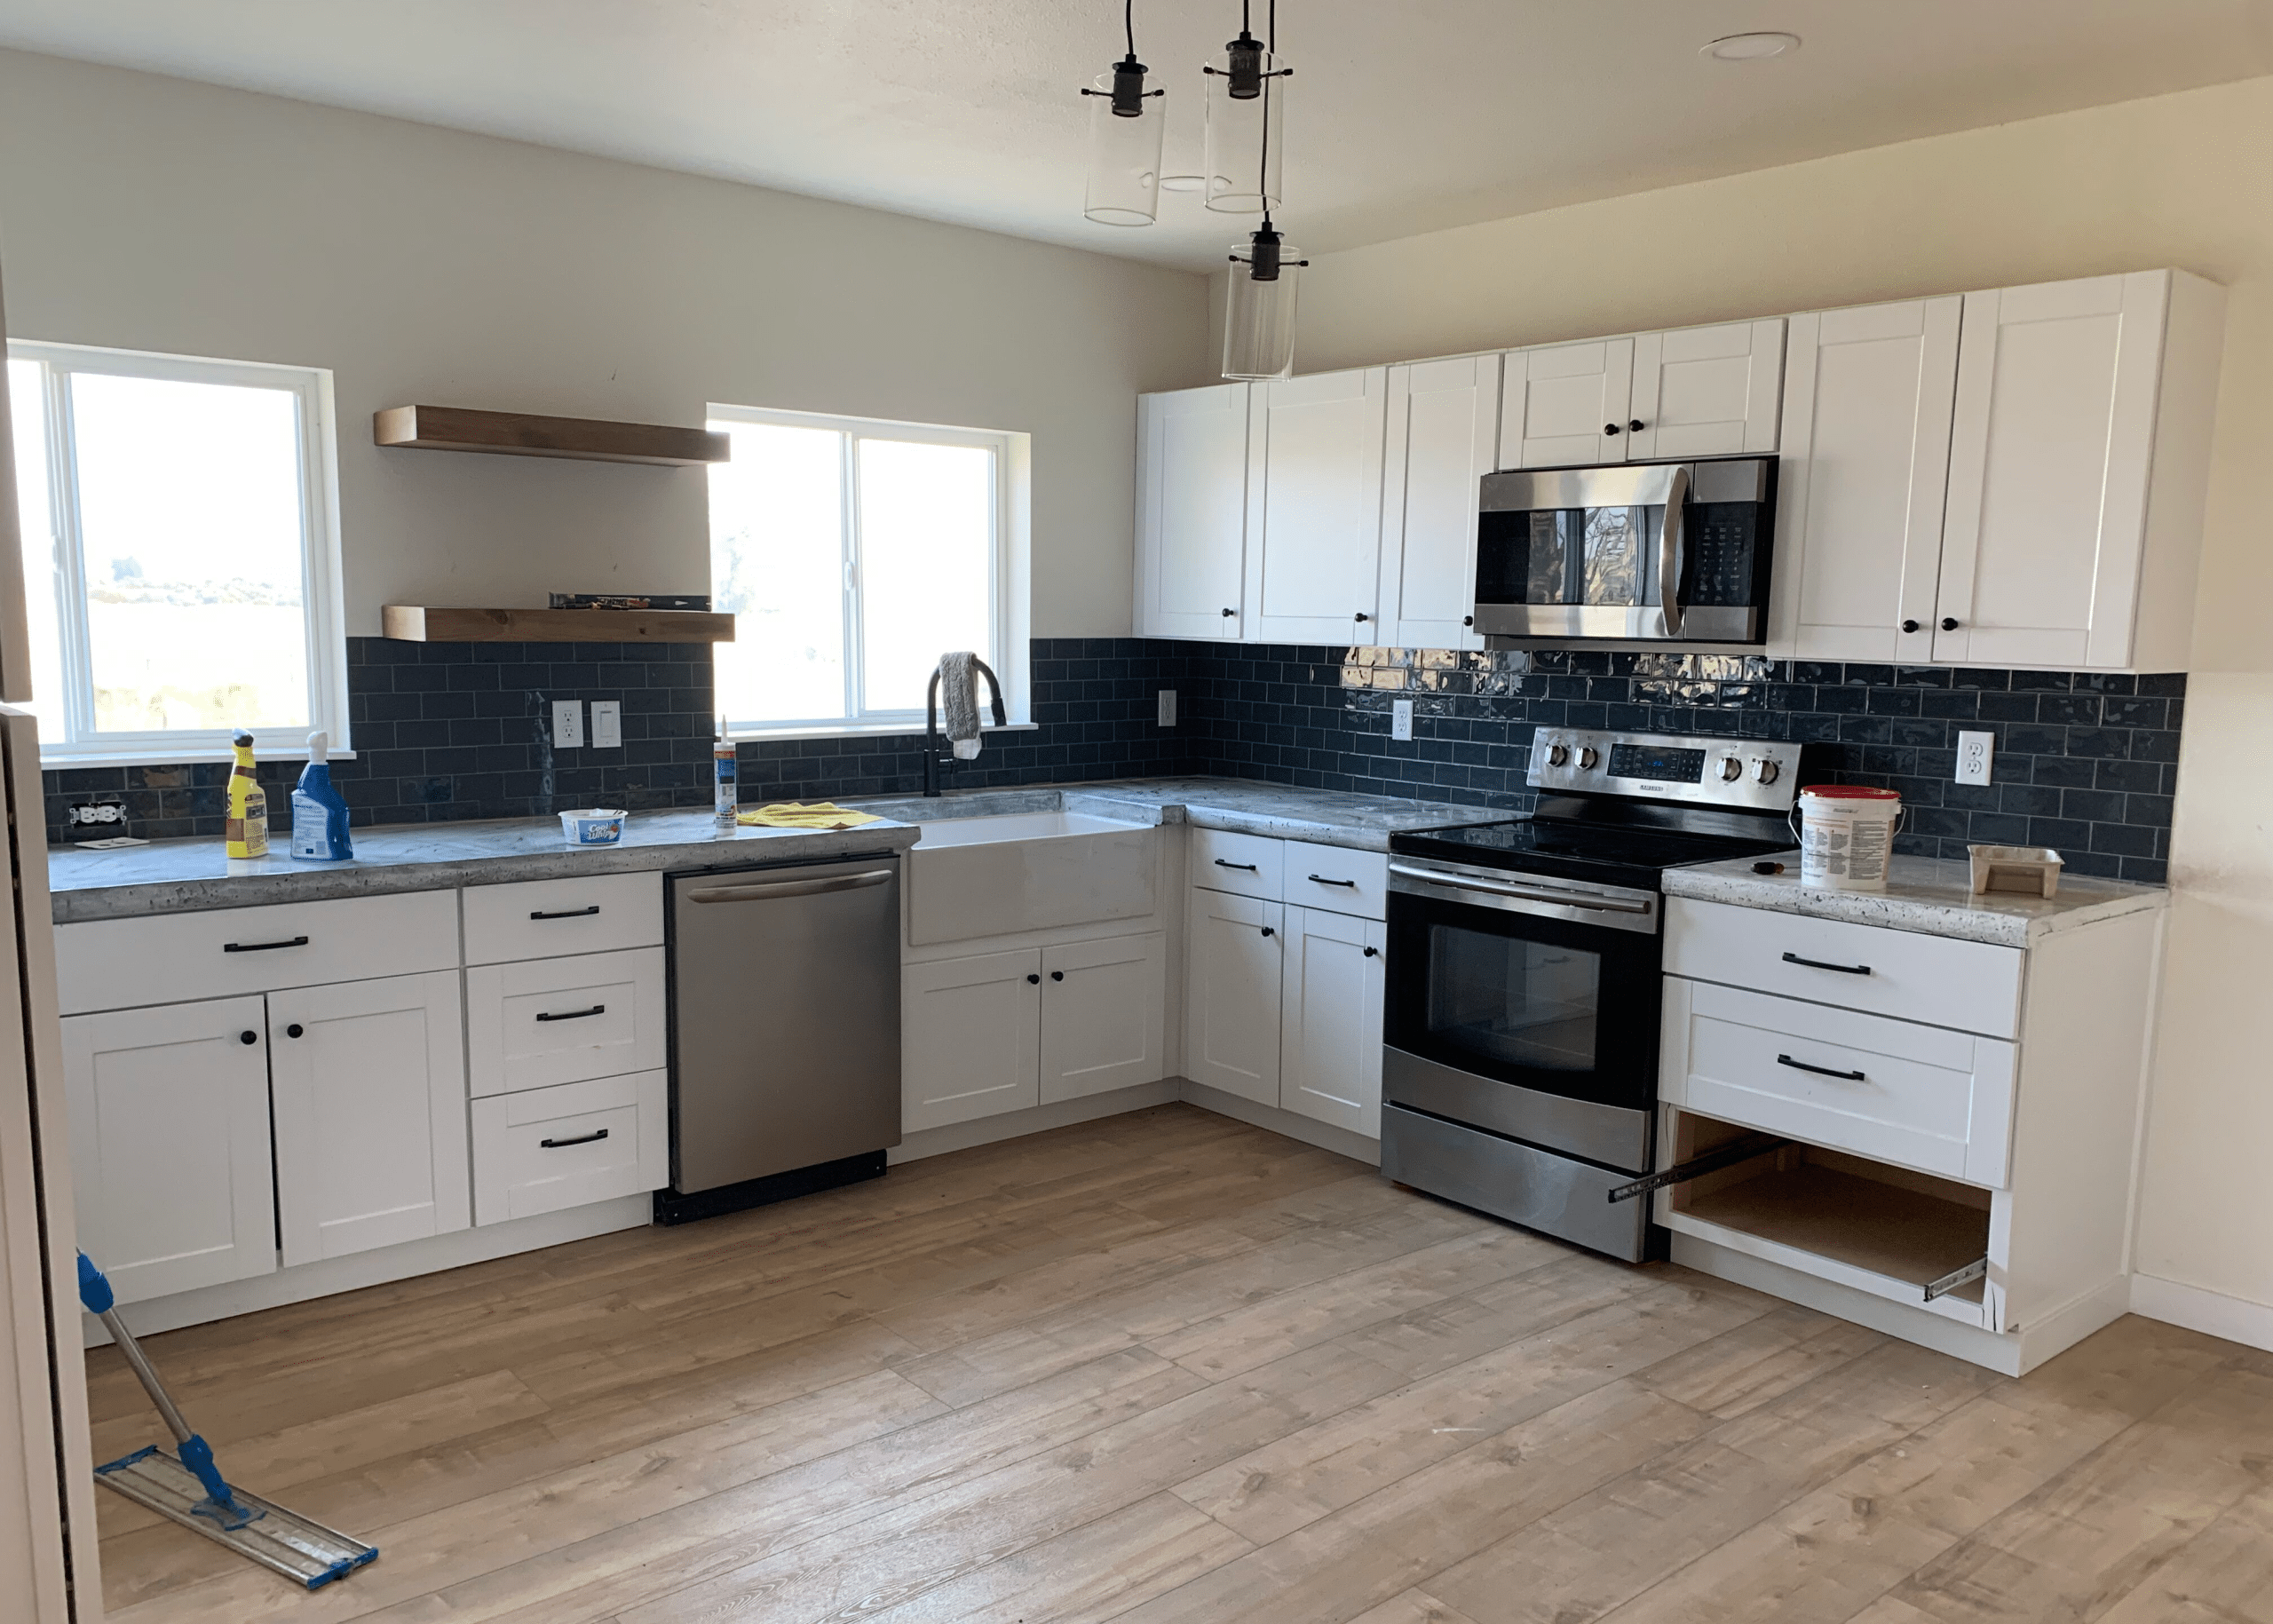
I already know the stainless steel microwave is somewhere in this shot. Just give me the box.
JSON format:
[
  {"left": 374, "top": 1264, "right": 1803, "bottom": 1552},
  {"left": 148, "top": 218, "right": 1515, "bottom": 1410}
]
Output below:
[{"left": 1471, "top": 456, "right": 1778, "bottom": 643}]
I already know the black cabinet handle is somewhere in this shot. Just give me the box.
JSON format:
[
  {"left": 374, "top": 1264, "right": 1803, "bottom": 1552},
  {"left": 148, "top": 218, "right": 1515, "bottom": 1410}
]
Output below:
[
  {"left": 224, "top": 936, "right": 308, "bottom": 954},
  {"left": 1363, "top": 946, "right": 1379, "bottom": 958},
  {"left": 1026, "top": 973, "right": 1041, "bottom": 985},
  {"left": 1214, "top": 859, "right": 1259, "bottom": 872},
  {"left": 1780, "top": 950, "right": 1872, "bottom": 976},
  {"left": 239, "top": 1030, "right": 257, "bottom": 1045},
  {"left": 1050, "top": 970, "right": 1065, "bottom": 981},
  {"left": 1941, "top": 616, "right": 1960, "bottom": 631},
  {"left": 1259, "top": 926, "right": 1275, "bottom": 938},
  {"left": 1354, "top": 612, "right": 1370, "bottom": 622},
  {"left": 1603, "top": 423, "right": 1621, "bottom": 435},
  {"left": 535, "top": 1004, "right": 606, "bottom": 1023},
  {"left": 1221, "top": 607, "right": 1236, "bottom": 617},
  {"left": 1306, "top": 874, "right": 1358, "bottom": 888},
  {"left": 1901, "top": 619, "right": 1921, "bottom": 634},
  {"left": 540, "top": 1128, "right": 610, "bottom": 1149},
  {"left": 285, "top": 1024, "right": 304, "bottom": 1040},
  {"left": 1778, "top": 1053, "right": 1868, "bottom": 1082},
  {"left": 530, "top": 906, "right": 601, "bottom": 921},
  {"left": 1628, "top": 419, "right": 1645, "bottom": 432}
]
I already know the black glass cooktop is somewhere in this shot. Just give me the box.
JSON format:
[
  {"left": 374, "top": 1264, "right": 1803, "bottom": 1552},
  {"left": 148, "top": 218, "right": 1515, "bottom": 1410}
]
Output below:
[{"left": 1390, "top": 818, "right": 1794, "bottom": 890}]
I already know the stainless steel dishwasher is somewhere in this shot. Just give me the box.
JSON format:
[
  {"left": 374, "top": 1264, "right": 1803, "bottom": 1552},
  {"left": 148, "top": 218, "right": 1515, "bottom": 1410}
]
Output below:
[{"left": 654, "top": 851, "right": 902, "bottom": 1224}]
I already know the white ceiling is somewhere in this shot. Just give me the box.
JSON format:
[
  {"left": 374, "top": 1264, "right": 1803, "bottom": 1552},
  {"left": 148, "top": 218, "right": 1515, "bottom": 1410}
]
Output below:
[{"left": 2, "top": 0, "right": 2269, "bottom": 271}]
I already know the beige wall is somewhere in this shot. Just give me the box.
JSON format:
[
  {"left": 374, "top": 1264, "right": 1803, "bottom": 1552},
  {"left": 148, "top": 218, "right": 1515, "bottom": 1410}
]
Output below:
[
  {"left": 0, "top": 51, "right": 1208, "bottom": 638},
  {"left": 1294, "top": 75, "right": 2273, "bottom": 1322}
]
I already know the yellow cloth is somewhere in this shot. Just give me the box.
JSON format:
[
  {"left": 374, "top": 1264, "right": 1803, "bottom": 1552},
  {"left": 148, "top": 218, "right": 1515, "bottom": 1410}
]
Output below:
[{"left": 736, "top": 801, "right": 883, "bottom": 830}]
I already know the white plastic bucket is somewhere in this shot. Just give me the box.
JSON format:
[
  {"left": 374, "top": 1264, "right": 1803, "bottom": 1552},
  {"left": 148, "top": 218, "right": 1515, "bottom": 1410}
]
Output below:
[{"left": 1791, "top": 786, "right": 1902, "bottom": 891}]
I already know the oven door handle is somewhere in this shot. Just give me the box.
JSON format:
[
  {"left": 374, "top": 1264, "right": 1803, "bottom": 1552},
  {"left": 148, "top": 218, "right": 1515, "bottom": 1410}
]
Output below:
[
  {"left": 1658, "top": 463, "right": 1690, "bottom": 638},
  {"left": 1387, "top": 862, "right": 1655, "bottom": 915}
]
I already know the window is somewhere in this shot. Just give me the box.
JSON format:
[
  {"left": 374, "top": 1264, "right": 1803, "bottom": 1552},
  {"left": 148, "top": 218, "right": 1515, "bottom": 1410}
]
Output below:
[
  {"left": 707, "top": 405, "right": 1023, "bottom": 734},
  {"left": 6, "top": 342, "right": 345, "bottom": 764}
]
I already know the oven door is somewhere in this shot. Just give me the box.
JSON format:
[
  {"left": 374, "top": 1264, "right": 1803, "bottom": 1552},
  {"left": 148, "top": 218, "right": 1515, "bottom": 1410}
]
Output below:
[{"left": 1383, "top": 860, "right": 1664, "bottom": 1171}]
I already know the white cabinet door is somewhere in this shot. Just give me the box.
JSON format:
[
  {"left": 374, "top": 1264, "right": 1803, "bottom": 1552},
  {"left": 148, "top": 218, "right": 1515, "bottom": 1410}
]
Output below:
[
  {"left": 471, "top": 1071, "right": 668, "bottom": 1225},
  {"left": 63, "top": 996, "right": 273, "bottom": 1305},
  {"left": 1381, "top": 355, "right": 1497, "bottom": 649},
  {"left": 1184, "top": 891, "right": 1284, "bottom": 1105},
  {"left": 1039, "top": 933, "right": 1166, "bottom": 1105},
  {"left": 1771, "top": 298, "right": 1961, "bottom": 663},
  {"left": 1936, "top": 272, "right": 2169, "bottom": 669},
  {"left": 1501, "top": 338, "right": 1632, "bottom": 468},
  {"left": 902, "top": 948, "right": 1041, "bottom": 1131},
  {"left": 1137, "top": 384, "right": 1249, "bottom": 638},
  {"left": 1244, "top": 368, "right": 1389, "bottom": 643},
  {"left": 268, "top": 971, "right": 469, "bottom": 1268},
  {"left": 1628, "top": 320, "right": 1786, "bottom": 460},
  {"left": 1279, "top": 907, "right": 1385, "bottom": 1138}
]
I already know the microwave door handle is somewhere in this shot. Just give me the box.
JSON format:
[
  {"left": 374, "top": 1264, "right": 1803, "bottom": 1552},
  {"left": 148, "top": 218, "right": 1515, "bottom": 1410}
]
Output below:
[{"left": 1659, "top": 464, "right": 1690, "bottom": 638}]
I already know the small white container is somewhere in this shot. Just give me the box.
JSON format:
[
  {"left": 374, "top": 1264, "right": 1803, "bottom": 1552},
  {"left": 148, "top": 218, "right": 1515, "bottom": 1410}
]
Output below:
[
  {"left": 558, "top": 809, "right": 628, "bottom": 847},
  {"left": 1792, "top": 785, "right": 1902, "bottom": 891},
  {"left": 1968, "top": 844, "right": 2063, "bottom": 898}
]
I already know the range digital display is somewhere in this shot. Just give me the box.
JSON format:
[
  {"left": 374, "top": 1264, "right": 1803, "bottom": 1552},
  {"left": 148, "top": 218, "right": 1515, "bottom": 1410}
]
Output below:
[{"left": 1607, "top": 742, "right": 1706, "bottom": 784}]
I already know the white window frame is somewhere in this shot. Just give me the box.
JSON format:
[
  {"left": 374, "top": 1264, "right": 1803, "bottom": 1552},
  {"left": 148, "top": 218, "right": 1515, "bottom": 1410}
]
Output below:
[
  {"left": 8, "top": 339, "right": 349, "bottom": 768},
  {"left": 706, "top": 403, "right": 1030, "bottom": 740}
]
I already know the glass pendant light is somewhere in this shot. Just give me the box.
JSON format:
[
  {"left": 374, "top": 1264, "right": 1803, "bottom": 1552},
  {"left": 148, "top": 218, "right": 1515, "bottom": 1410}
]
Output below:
[
  {"left": 1224, "top": 215, "right": 1306, "bottom": 379},
  {"left": 1081, "top": 0, "right": 1166, "bottom": 226},
  {"left": 1203, "top": 1, "right": 1289, "bottom": 212}
]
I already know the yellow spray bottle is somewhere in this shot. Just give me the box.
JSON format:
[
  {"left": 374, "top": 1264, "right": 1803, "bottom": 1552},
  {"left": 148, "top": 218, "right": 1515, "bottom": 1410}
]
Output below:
[{"left": 225, "top": 732, "right": 269, "bottom": 859}]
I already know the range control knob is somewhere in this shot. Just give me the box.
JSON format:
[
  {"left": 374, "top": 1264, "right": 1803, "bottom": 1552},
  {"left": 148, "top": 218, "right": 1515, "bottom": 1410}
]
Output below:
[
  {"left": 1577, "top": 746, "right": 1600, "bottom": 770},
  {"left": 1545, "top": 742, "right": 1571, "bottom": 767},
  {"left": 1754, "top": 759, "right": 1782, "bottom": 784},
  {"left": 1718, "top": 757, "right": 1744, "bottom": 782}
]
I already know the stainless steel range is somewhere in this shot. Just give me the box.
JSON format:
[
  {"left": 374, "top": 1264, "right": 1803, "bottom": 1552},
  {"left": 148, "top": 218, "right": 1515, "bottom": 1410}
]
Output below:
[{"left": 1380, "top": 729, "right": 1806, "bottom": 1261}]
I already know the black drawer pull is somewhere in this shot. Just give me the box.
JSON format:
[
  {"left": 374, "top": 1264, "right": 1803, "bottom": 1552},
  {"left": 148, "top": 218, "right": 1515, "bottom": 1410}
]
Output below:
[
  {"left": 1306, "top": 874, "right": 1358, "bottom": 888},
  {"left": 1780, "top": 951, "right": 1871, "bottom": 976},
  {"left": 1259, "top": 925, "right": 1275, "bottom": 938},
  {"left": 1777, "top": 1053, "right": 1867, "bottom": 1082},
  {"left": 535, "top": 1004, "right": 606, "bottom": 1023},
  {"left": 224, "top": 935, "right": 309, "bottom": 954},
  {"left": 530, "top": 906, "right": 601, "bottom": 921},
  {"left": 1363, "top": 946, "right": 1379, "bottom": 958},
  {"left": 1214, "top": 859, "right": 1259, "bottom": 872},
  {"left": 540, "top": 1128, "right": 610, "bottom": 1149}
]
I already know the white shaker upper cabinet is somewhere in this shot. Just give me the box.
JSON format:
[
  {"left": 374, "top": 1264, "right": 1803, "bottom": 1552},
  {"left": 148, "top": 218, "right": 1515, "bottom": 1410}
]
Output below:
[
  {"left": 1500, "top": 337, "right": 1632, "bottom": 468},
  {"left": 1628, "top": 320, "right": 1786, "bottom": 461},
  {"left": 1243, "top": 368, "right": 1390, "bottom": 644},
  {"left": 1935, "top": 270, "right": 2224, "bottom": 669},
  {"left": 1136, "top": 383, "right": 1250, "bottom": 639},
  {"left": 1380, "top": 355, "right": 1499, "bottom": 650},
  {"left": 1771, "top": 298, "right": 1961, "bottom": 663}
]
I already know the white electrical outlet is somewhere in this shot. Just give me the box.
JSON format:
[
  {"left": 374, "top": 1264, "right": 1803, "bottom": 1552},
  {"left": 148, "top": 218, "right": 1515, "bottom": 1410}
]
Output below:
[
  {"left": 1955, "top": 729, "right": 1994, "bottom": 786},
  {"left": 590, "top": 699, "right": 622, "bottom": 749},
  {"left": 1157, "top": 689, "right": 1176, "bottom": 727},
  {"left": 551, "top": 700, "right": 585, "bottom": 749},
  {"left": 1392, "top": 699, "right": 1414, "bottom": 741}
]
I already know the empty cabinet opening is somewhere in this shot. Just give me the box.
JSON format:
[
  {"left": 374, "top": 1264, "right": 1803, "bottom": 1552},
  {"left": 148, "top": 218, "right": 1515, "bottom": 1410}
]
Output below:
[{"left": 1664, "top": 1111, "right": 1991, "bottom": 1303}]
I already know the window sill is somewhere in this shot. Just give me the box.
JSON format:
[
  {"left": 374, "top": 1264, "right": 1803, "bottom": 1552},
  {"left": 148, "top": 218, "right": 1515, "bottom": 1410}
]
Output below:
[
  {"left": 41, "top": 744, "right": 359, "bottom": 772},
  {"left": 727, "top": 721, "right": 1038, "bottom": 745}
]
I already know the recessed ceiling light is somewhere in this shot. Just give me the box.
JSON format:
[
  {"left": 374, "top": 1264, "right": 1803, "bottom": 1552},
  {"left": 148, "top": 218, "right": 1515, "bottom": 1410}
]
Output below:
[{"left": 1702, "top": 31, "right": 1800, "bottom": 61}]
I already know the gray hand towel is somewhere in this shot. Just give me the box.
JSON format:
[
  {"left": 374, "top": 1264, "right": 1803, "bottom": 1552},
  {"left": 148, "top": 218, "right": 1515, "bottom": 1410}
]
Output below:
[{"left": 939, "top": 651, "right": 983, "bottom": 760}]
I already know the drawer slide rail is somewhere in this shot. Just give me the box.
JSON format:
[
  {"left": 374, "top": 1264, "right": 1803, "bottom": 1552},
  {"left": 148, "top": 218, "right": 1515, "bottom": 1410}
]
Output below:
[
  {"left": 1923, "top": 1256, "right": 1989, "bottom": 1302},
  {"left": 1607, "top": 1134, "right": 1789, "bottom": 1204}
]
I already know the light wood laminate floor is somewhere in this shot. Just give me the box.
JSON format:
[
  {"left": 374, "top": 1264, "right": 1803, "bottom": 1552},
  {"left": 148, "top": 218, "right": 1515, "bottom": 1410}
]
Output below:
[{"left": 86, "top": 1104, "right": 2273, "bottom": 1624}]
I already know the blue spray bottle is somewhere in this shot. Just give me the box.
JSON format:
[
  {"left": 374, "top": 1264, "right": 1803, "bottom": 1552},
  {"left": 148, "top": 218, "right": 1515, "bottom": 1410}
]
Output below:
[{"left": 290, "top": 731, "right": 354, "bottom": 861}]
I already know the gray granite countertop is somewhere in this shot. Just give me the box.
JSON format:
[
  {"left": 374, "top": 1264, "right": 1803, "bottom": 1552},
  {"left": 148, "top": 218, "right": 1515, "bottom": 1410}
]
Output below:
[
  {"left": 1662, "top": 852, "right": 2166, "bottom": 947},
  {"left": 47, "top": 778, "right": 1495, "bottom": 923}
]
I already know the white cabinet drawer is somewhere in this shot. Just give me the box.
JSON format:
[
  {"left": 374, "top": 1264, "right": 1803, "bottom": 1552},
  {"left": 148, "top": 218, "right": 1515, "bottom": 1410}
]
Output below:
[
  {"left": 463, "top": 873, "right": 663, "bottom": 965},
  {"left": 1661, "top": 978, "right": 2016, "bottom": 1186},
  {"left": 1191, "top": 828, "right": 1283, "bottom": 900},
  {"left": 1664, "top": 897, "right": 2023, "bottom": 1038},
  {"left": 1283, "top": 844, "right": 1389, "bottom": 920},
  {"left": 466, "top": 947, "right": 666, "bottom": 1097},
  {"left": 471, "top": 1070, "right": 666, "bottom": 1225},
  {"left": 57, "top": 891, "right": 461, "bottom": 1016}
]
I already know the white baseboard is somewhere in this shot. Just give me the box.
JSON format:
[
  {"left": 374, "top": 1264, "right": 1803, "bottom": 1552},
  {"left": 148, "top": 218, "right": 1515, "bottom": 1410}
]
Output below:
[
  {"left": 85, "top": 1195, "right": 653, "bottom": 1345},
  {"left": 1177, "top": 1079, "right": 1382, "bottom": 1166},
  {"left": 2131, "top": 1274, "right": 2273, "bottom": 1354},
  {"left": 888, "top": 1081, "right": 1182, "bottom": 1164}
]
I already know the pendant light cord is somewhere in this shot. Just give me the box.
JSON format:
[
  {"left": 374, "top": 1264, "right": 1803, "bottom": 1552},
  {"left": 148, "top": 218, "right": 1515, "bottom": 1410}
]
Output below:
[
  {"left": 1256, "top": 0, "right": 1275, "bottom": 209},
  {"left": 1126, "top": 0, "right": 1136, "bottom": 59}
]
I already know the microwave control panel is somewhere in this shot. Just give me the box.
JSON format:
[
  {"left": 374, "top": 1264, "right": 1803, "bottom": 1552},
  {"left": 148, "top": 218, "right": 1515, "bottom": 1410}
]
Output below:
[{"left": 1530, "top": 728, "right": 1803, "bottom": 814}]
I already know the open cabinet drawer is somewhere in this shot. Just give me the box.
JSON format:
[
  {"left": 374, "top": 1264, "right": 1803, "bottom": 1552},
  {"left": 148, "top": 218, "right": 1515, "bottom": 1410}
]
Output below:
[{"left": 1653, "top": 1109, "right": 2005, "bottom": 1333}]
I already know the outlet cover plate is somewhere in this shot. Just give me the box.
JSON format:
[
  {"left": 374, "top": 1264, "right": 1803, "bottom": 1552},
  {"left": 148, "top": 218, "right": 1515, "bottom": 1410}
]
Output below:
[
  {"left": 551, "top": 700, "right": 586, "bottom": 749},
  {"left": 1955, "top": 729, "right": 1994, "bottom": 786},
  {"left": 1157, "top": 689, "right": 1176, "bottom": 727},
  {"left": 590, "top": 699, "right": 622, "bottom": 749},
  {"left": 1392, "top": 699, "right": 1414, "bottom": 741}
]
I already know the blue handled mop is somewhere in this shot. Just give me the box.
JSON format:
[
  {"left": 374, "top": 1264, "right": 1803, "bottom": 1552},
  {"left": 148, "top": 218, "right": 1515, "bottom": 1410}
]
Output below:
[{"left": 77, "top": 1252, "right": 377, "bottom": 1588}]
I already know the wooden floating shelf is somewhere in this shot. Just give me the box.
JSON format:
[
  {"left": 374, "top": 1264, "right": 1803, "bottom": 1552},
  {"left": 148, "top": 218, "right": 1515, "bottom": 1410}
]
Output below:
[
  {"left": 373, "top": 405, "right": 730, "bottom": 467},
  {"left": 382, "top": 606, "right": 737, "bottom": 644}
]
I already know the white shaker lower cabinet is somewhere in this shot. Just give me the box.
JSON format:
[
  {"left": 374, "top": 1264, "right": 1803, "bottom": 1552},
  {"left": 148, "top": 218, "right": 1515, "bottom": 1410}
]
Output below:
[
  {"left": 471, "top": 1071, "right": 667, "bottom": 1225},
  {"left": 63, "top": 996, "right": 277, "bottom": 1305},
  {"left": 1184, "top": 890, "right": 1285, "bottom": 1105},
  {"left": 1039, "top": 934, "right": 1166, "bottom": 1105},
  {"left": 902, "top": 949, "right": 1044, "bottom": 1131},
  {"left": 267, "top": 970, "right": 470, "bottom": 1266},
  {"left": 1278, "top": 907, "right": 1385, "bottom": 1137}
]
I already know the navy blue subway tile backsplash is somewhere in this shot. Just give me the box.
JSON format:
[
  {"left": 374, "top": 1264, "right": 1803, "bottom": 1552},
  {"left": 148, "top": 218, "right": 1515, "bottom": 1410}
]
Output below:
[{"left": 43, "top": 637, "right": 2182, "bottom": 883}]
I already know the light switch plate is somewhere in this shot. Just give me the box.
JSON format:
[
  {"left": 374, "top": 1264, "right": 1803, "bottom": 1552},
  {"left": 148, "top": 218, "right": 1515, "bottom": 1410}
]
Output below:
[
  {"left": 590, "top": 699, "right": 622, "bottom": 749},
  {"left": 551, "top": 699, "right": 585, "bottom": 749},
  {"left": 1955, "top": 729, "right": 1994, "bottom": 786},
  {"left": 1392, "top": 699, "right": 1414, "bottom": 741},
  {"left": 1157, "top": 689, "right": 1176, "bottom": 727}
]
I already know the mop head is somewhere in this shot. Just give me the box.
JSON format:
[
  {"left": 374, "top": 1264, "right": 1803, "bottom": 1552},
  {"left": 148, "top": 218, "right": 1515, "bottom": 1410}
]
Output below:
[{"left": 94, "top": 1446, "right": 377, "bottom": 1588}]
